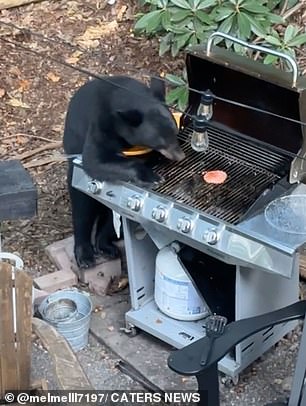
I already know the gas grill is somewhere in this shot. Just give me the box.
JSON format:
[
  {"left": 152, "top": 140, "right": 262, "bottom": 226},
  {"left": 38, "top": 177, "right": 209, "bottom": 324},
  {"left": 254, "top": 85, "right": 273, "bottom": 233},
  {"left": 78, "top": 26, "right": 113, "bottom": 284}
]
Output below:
[
  {"left": 72, "top": 33, "right": 306, "bottom": 381},
  {"left": 152, "top": 124, "right": 292, "bottom": 225}
]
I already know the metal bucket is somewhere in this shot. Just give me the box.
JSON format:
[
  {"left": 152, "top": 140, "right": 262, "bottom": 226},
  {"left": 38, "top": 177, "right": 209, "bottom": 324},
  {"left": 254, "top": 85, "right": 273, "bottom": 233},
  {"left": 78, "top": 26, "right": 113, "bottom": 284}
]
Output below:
[{"left": 39, "top": 290, "right": 92, "bottom": 352}]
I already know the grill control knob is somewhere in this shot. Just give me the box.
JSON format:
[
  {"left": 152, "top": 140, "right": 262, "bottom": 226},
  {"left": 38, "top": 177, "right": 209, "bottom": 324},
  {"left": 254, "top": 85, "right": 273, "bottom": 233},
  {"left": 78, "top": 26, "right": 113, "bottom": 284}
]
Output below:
[
  {"left": 152, "top": 206, "right": 167, "bottom": 223},
  {"left": 204, "top": 228, "right": 219, "bottom": 245},
  {"left": 87, "top": 180, "right": 103, "bottom": 194},
  {"left": 127, "top": 195, "right": 143, "bottom": 212},
  {"left": 177, "top": 217, "right": 192, "bottom": 233}
]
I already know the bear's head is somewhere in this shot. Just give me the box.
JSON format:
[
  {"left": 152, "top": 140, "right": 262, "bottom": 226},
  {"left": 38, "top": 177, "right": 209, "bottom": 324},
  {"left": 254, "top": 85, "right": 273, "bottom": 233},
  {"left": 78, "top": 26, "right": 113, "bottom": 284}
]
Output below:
[{"left": 113, "top": 78, "right": 185, "bottom": 162}]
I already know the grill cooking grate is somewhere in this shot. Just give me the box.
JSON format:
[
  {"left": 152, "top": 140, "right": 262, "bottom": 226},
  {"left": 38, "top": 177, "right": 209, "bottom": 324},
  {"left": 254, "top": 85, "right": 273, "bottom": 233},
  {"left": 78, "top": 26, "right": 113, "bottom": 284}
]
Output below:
[{"left": 151, "top": 125, "right": 292, "bottom": 225}]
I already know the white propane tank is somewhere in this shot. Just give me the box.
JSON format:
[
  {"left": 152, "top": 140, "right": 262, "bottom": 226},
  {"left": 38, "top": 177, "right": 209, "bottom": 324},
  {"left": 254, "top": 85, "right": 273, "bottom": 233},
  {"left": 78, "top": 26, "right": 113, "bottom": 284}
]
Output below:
[{"left": 154, "top": 243, "right": 210, "bottom": 321}]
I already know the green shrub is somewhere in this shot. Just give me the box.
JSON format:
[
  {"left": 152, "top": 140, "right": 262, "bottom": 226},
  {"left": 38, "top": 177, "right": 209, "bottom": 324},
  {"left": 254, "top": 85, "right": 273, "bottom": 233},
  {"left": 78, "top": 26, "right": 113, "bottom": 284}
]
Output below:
[{"left": 134, "top": 0, "right": 306, "bottom": 109}]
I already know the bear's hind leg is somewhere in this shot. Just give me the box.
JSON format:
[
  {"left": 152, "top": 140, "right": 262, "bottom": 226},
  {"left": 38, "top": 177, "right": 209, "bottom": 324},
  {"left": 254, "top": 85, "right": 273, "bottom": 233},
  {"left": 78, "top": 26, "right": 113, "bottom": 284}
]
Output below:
[
  {"left": 68, "top": 163, "right": 98, "bottom": 268},
  {"left": 94, "top": 206, "right": 121, "bottom": 259}
]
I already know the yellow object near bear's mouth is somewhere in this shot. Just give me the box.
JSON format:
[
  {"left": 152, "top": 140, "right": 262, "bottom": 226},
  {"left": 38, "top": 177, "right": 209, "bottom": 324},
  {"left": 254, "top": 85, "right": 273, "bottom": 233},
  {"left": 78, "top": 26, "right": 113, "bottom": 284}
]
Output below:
[
  {"left": 122, "top": 146, "right": 153, "bottom": 156},
  {"left": 121, "top": 112, "right": 182, "bottom": 157}
]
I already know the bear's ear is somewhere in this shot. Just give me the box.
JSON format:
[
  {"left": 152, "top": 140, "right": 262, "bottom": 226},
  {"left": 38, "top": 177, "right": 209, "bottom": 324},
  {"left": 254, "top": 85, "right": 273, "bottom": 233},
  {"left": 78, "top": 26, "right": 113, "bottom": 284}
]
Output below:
[
  {"left": 150, "top": 76, "right": 165, "bottom": 101},
  {"left": 116, "top": 109, "right": 143, "bottom": 127}
]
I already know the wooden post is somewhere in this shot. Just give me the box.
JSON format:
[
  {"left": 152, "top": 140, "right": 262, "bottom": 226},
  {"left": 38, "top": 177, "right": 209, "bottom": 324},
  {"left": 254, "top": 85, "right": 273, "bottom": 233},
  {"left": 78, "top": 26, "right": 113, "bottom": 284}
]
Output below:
[{"left": 0, "top": 262, "right": 32, "bottom": 397}]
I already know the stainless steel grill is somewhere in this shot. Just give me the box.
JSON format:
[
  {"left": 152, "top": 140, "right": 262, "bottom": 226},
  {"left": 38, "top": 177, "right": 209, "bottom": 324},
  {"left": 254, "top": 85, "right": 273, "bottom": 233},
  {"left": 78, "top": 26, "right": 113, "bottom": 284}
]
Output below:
[
  {"left": 71, "top": 33, "right": 306, "bottom": 382},
  {"left": 152, "top": 125, "right": 292, "bottom": 224}
]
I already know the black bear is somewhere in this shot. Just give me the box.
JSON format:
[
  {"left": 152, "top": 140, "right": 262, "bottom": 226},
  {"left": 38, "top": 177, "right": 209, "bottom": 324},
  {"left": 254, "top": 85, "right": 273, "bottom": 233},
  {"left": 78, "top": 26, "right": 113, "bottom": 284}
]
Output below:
[{"left": 63, "top": 75, "right": 185, "bottom": 269}]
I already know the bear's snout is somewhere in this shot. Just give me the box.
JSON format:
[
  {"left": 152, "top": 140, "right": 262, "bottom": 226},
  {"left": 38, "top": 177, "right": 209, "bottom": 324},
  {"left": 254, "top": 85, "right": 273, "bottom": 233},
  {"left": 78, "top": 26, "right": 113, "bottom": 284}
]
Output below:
[{"left": 159, "top": 143, "right": 185, "bottom": 162}]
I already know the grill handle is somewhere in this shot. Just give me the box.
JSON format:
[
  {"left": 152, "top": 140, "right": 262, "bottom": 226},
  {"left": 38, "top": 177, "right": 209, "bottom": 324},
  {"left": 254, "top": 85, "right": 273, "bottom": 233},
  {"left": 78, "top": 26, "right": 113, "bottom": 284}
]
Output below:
[{"left": 206, "top": 31, "right": 298, "bottom": 88}]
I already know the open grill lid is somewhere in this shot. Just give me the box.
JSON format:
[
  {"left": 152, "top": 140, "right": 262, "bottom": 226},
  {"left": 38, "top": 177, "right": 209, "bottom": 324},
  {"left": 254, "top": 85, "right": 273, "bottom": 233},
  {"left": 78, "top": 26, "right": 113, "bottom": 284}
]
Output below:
[{"left": 184, "top": 32, "right": 306, "bottom": 184}]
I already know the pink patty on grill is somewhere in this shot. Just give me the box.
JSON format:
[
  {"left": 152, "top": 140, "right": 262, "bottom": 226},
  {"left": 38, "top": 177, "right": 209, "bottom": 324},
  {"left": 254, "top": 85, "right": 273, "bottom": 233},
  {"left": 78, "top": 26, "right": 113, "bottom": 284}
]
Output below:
[{"left": 202, "top": 170, "right": 228, "bottom": 185}]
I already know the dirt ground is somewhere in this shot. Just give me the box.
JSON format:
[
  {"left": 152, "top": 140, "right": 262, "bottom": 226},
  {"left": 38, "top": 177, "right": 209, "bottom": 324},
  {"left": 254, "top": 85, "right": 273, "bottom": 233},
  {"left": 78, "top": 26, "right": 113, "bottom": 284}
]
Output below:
[
  {"left": 0, "top": 0, "right": 185, "bottom": 277},
  {"left": 1, "top": 0, "right": 306, "bottom": 403},
  {"left": 1, "top": 0, "right": 306, "bottom": 276}
]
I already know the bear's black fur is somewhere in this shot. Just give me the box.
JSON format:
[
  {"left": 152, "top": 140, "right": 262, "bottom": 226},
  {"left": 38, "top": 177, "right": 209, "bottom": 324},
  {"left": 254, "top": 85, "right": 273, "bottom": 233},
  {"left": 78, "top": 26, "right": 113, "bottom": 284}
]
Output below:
[{"left": 63, "top": 75, "right": 185, "bottom": 269}]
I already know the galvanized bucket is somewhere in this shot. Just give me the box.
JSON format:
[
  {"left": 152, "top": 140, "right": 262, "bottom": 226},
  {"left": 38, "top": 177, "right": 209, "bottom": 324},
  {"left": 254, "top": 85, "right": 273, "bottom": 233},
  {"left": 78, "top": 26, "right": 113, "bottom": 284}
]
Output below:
[{"left": 39, "top": 289, "right": 92, "bottom": 352}]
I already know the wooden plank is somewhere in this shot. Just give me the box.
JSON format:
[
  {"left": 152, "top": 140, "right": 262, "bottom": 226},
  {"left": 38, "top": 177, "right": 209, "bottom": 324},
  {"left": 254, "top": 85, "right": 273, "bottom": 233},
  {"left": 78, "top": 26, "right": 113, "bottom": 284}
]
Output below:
[
  {"left": 32, "top": 318, "right": 93, "bottom": 391},
  {"left": 0, "top": 0, "right": 45, "bottom": 9},
  {"left": 0, "top": 263, "right": 18, "bottom": 397},
  {"left": 15, "top": 271, "right": 33, "bottom": 391}
]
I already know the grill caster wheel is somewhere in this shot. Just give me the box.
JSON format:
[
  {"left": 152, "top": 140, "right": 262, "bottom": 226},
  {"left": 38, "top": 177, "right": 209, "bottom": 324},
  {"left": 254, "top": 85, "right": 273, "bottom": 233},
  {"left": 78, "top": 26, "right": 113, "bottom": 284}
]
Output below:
[
  {"left": 221, "top": 374, "right": 239, "bottom": 387},
  {"left": 120, "top": 323, "right": 139, "bottom": 337}
]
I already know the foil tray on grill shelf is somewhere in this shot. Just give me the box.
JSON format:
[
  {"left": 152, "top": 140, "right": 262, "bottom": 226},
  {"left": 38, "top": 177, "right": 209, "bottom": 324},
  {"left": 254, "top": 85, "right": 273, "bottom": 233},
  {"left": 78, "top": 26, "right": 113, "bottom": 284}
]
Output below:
[{"left": 150, "top": 124, "right": 292, "bottom": 225}]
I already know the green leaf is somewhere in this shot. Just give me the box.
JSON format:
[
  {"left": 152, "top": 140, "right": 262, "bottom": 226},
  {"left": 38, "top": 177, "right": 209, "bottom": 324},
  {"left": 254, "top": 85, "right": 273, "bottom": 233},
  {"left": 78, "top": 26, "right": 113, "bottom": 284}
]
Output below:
[
  {"left": 267, "top": 13, "right": 284, "bottom": 24},
  {"left": 170, "top": 0, "right": 191, "bottom": 9},
  {"left": 218, "top": 14, "right": 234, "bottom": 34},
  {"left": 170, "top": 9, "right": 192, "bottom": 22},
  {"left": 284, "top": 25, "right": 299, "bottom": 44},
  {"left": 159, "top": 41, "right": 171, "bottom": 56},
  {"left": 265, "top": 34, "right": 282, "bottom": 46},
  {"left": 233, "top": 42, "right": 247, "bottom": 54},
  {"left": 189, "top": 33, "right": 199, "bottom": 45},
  {"left": 197, "top": 0, "right": 218, "bottom": 9},
  {"left": 161, "top": 10, "right": 171, "bottom": 29},
  {"left": 214, "top": 7, "right": 235, "bottom": 22},
  {"left": 134, "top": 10, "right": 162, "bottom": 32},
  {"left": 266, "top": 0, "right": 282, "bottom": 10},
  {"left": 192, "top": 0, "right": 202, "bottom": 7},
  {"left": 159, "top": 33, "right": 172, "bottom": 56},
  {"left": 194, "top": 10, "right": 211, "bottom": 24},
  {"left": 168, "top": 25, "right": 191, "bottom": 34},
  {"left": 263, "top": 54, "right": 278, "bottom": 64},
  {"left": 241, "top": 2, "right": 269, "bottom": 13},
  {"left": 176, "top": 32, "right": 193, "bottom": 49},
  {"left": 165, "top": 73, "right": 186, "bottom": 86},
  {"left": 243, "top": 13, "right": 267, "bottom": 37},
  {"left": 171, "top": 41, "right": 181, "bottom": 56},
  {"left": 237, "top": 12, "right": 251, "bottom": 38},
  {"left": 287, "top": 33, "right": 306, "bottom": 47},
  {"left": 166, "top": 86, "right": 185, "bottom": 105},
  {"left": 177, "top": 87, "right": 189, "bottom": 110},
  {"left": 196, "top": 30, "right": 209, "bottom": 42}
]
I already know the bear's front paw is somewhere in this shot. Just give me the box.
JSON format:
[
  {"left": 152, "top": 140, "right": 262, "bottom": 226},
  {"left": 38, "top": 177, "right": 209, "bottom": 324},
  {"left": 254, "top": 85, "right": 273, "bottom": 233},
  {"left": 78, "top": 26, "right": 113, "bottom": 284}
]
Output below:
[{"left": 132, "top": 164, "right": 162, "bottom": 187}]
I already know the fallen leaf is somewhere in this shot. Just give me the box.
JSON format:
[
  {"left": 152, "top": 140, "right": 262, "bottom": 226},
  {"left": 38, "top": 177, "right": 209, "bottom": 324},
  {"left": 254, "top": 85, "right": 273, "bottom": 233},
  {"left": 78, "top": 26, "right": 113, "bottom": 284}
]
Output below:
[
  {"left": 76, "top": 21, "right": 118, "bottom": 48},
  {"left": 65, "top": 50, "right": 83, "bottom": 64},
  {"left": 51, "top": 124, "right": 63, "bottom": 133},
  {"left": 117, "top": 5, "right": 127, "bottom": 21},
  {"left": 18, "top": 79, "right": 30, "bottom": 93},
  {"left": 100, "top": 312, "right": 106, "bottom": 319},
  {"left": 118, "top": 277, "right": 129, "bottom": 290},
  {"left": 16, "top": 135, "right": 27, "bottom": 145},
  {"left": 107, "top": 325, "right": 114, "bottom": 332},
  {"left": 0, "top": 88, "right": 5, "bottom": 98},
  {"left": 9, "top": 66, "right": 21, "bottom": 77},
  {"left": 46, "top": 72, "right": 61, "bottom": 83},
  {"left": 7, "top": 98, "right": 30, "bottom": 109}
]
